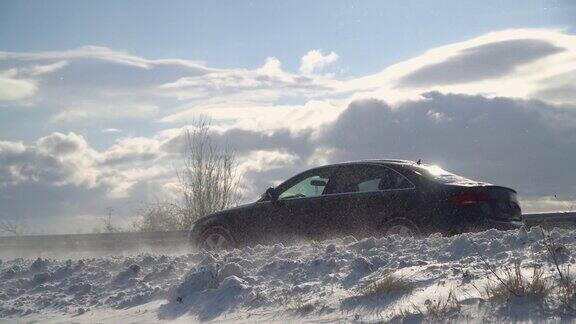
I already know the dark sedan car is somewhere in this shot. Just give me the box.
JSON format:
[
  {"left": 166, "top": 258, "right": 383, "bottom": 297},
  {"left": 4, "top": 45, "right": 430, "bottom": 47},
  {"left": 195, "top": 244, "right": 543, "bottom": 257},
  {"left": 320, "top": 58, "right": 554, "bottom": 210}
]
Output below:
[{"left": 190, "top": 159, "right": 524, "bottom": 250}]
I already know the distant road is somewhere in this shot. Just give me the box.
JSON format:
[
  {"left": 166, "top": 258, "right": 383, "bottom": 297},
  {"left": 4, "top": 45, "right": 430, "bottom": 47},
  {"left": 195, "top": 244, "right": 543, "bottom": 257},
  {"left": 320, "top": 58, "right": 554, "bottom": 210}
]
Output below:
[{"left": 0, "top": 212, "right": 574, "bottom": 257}]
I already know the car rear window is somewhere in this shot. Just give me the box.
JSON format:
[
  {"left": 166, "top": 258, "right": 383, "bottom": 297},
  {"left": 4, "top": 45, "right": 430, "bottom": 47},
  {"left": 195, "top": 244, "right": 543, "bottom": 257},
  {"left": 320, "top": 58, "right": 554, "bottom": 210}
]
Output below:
[{"left": 417, "top": 165, "right": 486, "bottom": 186}]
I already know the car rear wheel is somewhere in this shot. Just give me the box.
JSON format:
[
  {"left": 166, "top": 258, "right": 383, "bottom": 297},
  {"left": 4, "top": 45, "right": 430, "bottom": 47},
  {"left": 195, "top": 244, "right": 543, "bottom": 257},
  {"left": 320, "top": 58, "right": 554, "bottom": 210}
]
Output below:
[
  {"left": 200, "top": 227, "right": 235, "bottom": 251},
  {"left": 382, "top": 218, "right": 420, "bottom": 237}
]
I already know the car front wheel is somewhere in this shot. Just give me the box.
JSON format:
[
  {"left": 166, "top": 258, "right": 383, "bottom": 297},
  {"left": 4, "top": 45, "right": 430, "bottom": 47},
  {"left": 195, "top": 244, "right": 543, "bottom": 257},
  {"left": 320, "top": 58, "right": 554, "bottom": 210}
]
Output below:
[
  {"left": 382, "top": 218, "right": 420, "bottom": 237},
  {"left": 199, "top": 226, "right": 235, "bottom": 251}
]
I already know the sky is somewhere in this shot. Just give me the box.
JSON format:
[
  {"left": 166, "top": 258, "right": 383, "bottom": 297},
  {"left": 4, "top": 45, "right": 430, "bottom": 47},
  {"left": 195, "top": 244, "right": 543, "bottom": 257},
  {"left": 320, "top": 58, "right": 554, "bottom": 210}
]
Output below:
[{"left": 1, "top": 0, "right": 576, "bottom": 234}]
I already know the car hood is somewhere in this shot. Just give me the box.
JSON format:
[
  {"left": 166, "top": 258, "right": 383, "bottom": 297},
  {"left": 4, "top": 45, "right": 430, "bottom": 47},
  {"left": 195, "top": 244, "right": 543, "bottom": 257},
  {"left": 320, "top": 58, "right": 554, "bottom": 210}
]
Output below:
[{"left": 192, "top": 201, "right": 258, "bottom": 226}]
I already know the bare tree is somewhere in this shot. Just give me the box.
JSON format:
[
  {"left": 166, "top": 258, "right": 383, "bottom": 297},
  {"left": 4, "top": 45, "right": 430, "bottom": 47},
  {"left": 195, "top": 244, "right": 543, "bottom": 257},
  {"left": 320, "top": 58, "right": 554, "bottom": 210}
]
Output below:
[
  {"left": 131, "top": 120, "right": 241, "bottom": 232},
  {"left": 177, "top": 121, "right": 241, "bottom": 229},
  {"left": 0, "top": 219, "right": 28, "bottom": 236}
]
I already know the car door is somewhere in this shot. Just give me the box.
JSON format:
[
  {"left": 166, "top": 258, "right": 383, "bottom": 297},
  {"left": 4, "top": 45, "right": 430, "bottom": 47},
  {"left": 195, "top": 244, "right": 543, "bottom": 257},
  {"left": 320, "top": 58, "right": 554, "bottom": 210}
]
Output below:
[
  {"left": 321, "top": 164, "right": 418, "bottom": 237},
  {"left": 255, "top": 167, "right": 335, "bottom": 243},
  {"left": 316, "top": 164, "right": 374, "bottom": 237}
]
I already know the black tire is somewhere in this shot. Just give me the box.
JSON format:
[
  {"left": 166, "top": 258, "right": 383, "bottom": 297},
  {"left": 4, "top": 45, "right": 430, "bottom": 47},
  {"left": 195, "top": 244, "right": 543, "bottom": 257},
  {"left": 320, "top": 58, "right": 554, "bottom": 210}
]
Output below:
[
  {"left": 198, "top": 226, "right": 236, "bottom": 251},
  {"left": 381, "top": 217, "right": 421, "bottom": 237}
]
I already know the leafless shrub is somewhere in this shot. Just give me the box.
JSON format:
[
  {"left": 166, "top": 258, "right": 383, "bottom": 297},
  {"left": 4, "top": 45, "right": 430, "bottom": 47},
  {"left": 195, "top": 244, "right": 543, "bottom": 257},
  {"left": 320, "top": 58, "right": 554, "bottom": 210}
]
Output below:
[
  {"left": 540, "top": 228, "right": 576, "bottom": 313},
  {"left": 556, "top": 274, "right": 576, "bottom": 314},
  {"left": 357, "top": 272, "right": 414, "bottom": 297},
  {"left": 177, "top": 120, "right": 241, "bottom": 228},
  {"left": 132, "top": 202, "right": 185, "bottom": 232}
]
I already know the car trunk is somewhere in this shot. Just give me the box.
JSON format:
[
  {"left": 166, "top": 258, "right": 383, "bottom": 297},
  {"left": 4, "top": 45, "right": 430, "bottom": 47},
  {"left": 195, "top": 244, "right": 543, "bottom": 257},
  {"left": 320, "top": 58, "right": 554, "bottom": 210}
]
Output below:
[{"left": 451, "top": 185, "right": 522, "bottom": 222}]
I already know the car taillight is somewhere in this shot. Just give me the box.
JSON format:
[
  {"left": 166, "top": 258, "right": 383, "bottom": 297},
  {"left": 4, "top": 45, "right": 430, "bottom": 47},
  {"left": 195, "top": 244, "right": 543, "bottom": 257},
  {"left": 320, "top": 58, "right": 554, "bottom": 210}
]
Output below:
[{"left": 453, "top": 193, "right": 491, "bottom": 205}]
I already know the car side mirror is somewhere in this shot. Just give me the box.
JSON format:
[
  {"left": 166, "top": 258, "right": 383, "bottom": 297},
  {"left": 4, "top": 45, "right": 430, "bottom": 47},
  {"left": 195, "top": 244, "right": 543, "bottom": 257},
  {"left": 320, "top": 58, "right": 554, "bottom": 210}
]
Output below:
[{"left": 265, "top": 187, "right": 278, "bottom": 202}]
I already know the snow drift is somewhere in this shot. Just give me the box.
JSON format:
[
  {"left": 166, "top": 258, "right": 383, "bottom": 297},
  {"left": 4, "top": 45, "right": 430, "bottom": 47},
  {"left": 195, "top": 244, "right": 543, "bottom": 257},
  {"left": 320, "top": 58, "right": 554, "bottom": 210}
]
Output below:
[{"left": 1, "top": 227, "right": 576, "bottom": 323}]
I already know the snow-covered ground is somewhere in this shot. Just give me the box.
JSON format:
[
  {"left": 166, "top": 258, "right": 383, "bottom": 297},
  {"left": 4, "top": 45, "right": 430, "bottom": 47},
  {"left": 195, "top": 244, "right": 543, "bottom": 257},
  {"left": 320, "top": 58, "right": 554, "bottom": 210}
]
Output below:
[{"left": 2, "top": 227, "right": 576, "bottom": 323}]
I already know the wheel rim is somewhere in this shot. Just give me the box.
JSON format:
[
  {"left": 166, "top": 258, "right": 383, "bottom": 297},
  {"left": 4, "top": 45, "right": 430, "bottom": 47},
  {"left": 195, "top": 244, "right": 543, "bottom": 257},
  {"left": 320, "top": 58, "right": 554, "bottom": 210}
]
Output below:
[
  {"left": 203, "top": 233, "right": 229, "bottom": 250},
  {"left": 386, "top": 224, "right": 415, "bottom": 237}
]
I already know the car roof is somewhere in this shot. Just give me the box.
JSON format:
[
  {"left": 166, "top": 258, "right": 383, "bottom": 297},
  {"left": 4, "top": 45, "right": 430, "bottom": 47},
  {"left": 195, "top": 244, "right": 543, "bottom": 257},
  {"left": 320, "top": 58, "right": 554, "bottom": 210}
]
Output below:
[
  {"left": 320, "top": 159, "right": 417, "bottom": 168},
  {"left": 276, "top": 159, "right": 418, "bottom": 189}
]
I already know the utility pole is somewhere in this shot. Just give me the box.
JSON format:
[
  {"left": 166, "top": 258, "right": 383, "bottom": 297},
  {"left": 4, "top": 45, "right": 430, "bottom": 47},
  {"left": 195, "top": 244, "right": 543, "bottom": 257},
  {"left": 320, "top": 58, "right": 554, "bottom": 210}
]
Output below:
[{"left": 104, "top": 207, "right": 115, "bottom": 233}]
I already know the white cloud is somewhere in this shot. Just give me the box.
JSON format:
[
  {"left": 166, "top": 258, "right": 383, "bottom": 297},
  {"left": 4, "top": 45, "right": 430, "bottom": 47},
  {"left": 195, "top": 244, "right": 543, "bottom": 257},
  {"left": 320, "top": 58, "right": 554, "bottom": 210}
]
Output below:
[
  {"left": 36, "top": 132, "right": 88, "bottom": 156},
  {"left": 299, "top": 50, "right": 339, "bottom": 74},
  {"left": 159, "top": 99, "right": 344, "bottom": 135},
  {"left": 100, "top": 165, "right": 173, "bottom": 199},
  {"left": 237, "top": 150, "right": 299, "bottom": 175},
  {"left": 0, "top": 46, "right": 212, "bottom": 121},
  {"left": 317, "top": 92, "right": 576, "bottom": 201},
  {"left": 2, "top": 29, "right": 576, "bottom": 232},
  {"left": 23, "top": 61, "right": 69, "bottom": 76},
  {"left": 338, "top": 29, "right": 576, "bottom": 106},
  {"left": 51, "top": 102, "right": 159, "bottom": 122},
  {"left": 521, "top": 196, "right": 576, "bottom": 213},
  {"left": 0, "top": 45, "right": 208, "bottom": 70},
  {"left": 398, "top": 38, "right": 564, "bottom": 87},
  {"left": 0, "top": 131, "right": 169, "bottom": 192},
  {"left": 102, "top": 128, "right": 121, "bottom": 133},
  {"left": 256, "top": 57, "right": 284, "bottom": 76},
  {"left": 0, "top": 132, "right": 99, "bottom": 188},
  {"left": 100, "top": 137, "right": 163, "bottom": 165},
  {"left": 160, "top": 30, "right": 576, "bottom": 135},
  {"left": 158, "top": 56, "right": 338, "bottom": 103},
  {"left": 0, "top": 72, "right": 37, "bottom": 101},
  {"left": 236, "top": 149, "right": 300, "bottom": 198}
]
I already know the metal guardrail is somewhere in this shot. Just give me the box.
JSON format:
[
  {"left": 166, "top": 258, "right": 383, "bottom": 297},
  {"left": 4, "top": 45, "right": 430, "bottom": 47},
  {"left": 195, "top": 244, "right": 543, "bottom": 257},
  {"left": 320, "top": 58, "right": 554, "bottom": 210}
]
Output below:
[
  {"left": 523, "top": 212, "right": 576, "bottom": 228},
  {"left": 0, "top": 212, "right": 575, "bottom": 256},
  {"left": 0, "top": 230, "right": 190, "bottom": 258}
]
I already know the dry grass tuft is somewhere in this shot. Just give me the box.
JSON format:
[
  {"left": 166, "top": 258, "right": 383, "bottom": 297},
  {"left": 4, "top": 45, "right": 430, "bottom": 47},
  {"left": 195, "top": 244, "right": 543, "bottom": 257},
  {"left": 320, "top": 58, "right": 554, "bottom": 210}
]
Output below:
[
  {"left": 422, "top": 290, "right": 461, "bottom": 320},
  {"left": 557, "top": 277, "right": 576, "bottom": 313},
  {"left": 540, "top": 229, "right": 576, "bottom": 313},
  {"left": 288, "top": 298, "right": 330, "bottom": 316},
  {"left": 358, "top": 273, "right": 414, "bottom": 297},
  {"left": 294, "top": 301, "right": 316, "bottom": 314},
  {"left": 396, "top": 289, "right": 461, "bottom": 321},
  {"left": 483, "top": 262, "right": 552, "bottom": 301}
]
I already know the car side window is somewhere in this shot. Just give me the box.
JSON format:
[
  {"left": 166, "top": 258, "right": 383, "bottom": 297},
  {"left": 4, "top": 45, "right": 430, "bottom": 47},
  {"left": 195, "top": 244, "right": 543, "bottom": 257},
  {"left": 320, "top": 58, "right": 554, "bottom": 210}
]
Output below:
[
  {"left": 330, "top": 164, "right": 414, "bottom": 194},
  {"left": 357, "top": 178, "right": 381, "bottom": 192},
  {"left": 277, "top": 172, "right": 331, "bottom": 200},
  {"left": 374, "top": 167, "right": 414, "bottom": 190}
]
